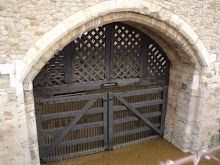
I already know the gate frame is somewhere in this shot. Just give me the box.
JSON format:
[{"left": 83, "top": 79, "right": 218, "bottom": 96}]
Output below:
[{"left": 36, "top": 84, "right": 168, "bottom": 162}]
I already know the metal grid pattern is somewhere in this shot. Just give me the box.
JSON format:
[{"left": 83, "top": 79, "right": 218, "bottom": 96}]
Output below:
[
  {"left": 111, "top": 24, "right": 141, "bottom": 79},
  {"left": 73, "top": 26, "right": 106, "bottom": 82},
  {"left": 33, "top": 51, "right": 65, "bottom": 87}
]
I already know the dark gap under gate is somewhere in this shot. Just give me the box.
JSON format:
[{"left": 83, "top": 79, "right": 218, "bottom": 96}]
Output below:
[{"left": 33, "top": 22, "right": 170, "bottom": 163}]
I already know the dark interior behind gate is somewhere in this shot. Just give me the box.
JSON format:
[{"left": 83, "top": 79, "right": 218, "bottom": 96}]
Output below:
[{"left": 33, "top": 22, "right": 170, "bottom": 162}]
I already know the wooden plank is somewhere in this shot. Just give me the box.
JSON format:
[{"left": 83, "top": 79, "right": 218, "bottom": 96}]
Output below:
[
  {"left": 37, "top": 92, "right": 104, "bottom": 105},
  {"left": 113, "top": 111, "right": 161, "bottom": 125},
  {"left": 103, "top": 95, "right": 108, "bottom": 149},
  {"left": 63, "top": 43, "right": 74, "bottom": 84},
  {"left": 114, "top": 123, "right": 160, "bottom": 137},
  {"left": 113, "top": 99, "right": 164, "bottom": 112},
  {"left": 41, "top": 121, "right": 104, "bottom": 135},
  {"left": 108, "top": 93, "right": 113, "bottom": 150},
  {"left": 40, "top": 107, "right": 104, "bottom": 121},
  {"left": 113, "top": 95, "right": 162, "bottom": 135},
  {"left": 34, "top": 78, "right": 166, "bottom": 96},
  {"left": 113, "top": 135, "right": 160, "bottom": 150},
  {"left": 41, "top": 135, "right": 104, "bottom": 149},
  {"left": 41, "top": 147, "right": 105, "bottom": 162},
  {"left": 139, "top": 33, "right": 146, "bottom": 78},
  {"left": 105, "top": 24, "right": 113, "bottom": 80},
  {"left": 41, "top": 99, "right": 96, "bottom": 156},
  {"left": 113, "top": 87, "right": 164, "bottom": 98}
]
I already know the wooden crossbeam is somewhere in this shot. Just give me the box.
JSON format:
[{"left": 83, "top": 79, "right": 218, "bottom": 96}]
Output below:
[{"left": 113, "top": 94, "right": 162, "bottom": 135}]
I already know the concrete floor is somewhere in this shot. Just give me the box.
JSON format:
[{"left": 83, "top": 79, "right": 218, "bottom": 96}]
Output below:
[{"left": 45, "top": 139, "right": 219, "bottom": 165}]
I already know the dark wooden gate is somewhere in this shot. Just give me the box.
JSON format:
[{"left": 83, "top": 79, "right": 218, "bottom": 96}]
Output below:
[{"left": 33, "top": 22, "right": 170, "bottom": 162}]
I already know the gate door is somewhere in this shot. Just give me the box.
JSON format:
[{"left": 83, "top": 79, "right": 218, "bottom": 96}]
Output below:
[
  {"left": 33, "top": 22, "right": 170, "bottom": 162},
  {"left": 108, "top": 85, "right": 167, "bottom": 149},
  {"left": 36, "top": 93, "right": 108, "bottom": 162}
]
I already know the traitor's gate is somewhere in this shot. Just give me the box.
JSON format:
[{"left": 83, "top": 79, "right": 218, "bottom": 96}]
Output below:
[{"left": 33, "top": 22, "right": 170, "bottom": 162}]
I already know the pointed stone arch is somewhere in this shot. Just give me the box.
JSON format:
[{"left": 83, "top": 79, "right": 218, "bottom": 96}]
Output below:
[
  {"left": 16, "top": 1, "right": 214, "bottom": 164},
  {"left": 19, "top": 0, "right": 211, "bottom": 84}
]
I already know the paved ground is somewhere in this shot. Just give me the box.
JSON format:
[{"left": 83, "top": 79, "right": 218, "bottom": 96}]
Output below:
[{"left": 45, "top": 139, "right": 219, "bottom": 165}]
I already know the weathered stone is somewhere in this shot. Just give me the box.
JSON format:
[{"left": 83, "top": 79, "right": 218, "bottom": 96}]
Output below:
[{"left": 0, "top": 0, "right": 219, "bottom": 165}]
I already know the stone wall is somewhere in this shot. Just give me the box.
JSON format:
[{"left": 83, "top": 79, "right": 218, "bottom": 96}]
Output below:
[{"left": 0, "top": 0, "right": 219, "bottom": 165}]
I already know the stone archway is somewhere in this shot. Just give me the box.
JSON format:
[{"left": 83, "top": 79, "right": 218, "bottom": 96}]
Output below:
[{"left": 14, "top": 1, "right": 213, "bottom": 164}]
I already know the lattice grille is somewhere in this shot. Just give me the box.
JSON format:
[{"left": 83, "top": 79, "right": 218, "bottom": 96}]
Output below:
[
  {"left": 73, "top": 26, "right": 106, "bottom": 82},
  {"left": 144, "top": 41, "right": 170, "bottom": 78},
  {"left": 33, "top": 22, "right": 170, "bottom": 90},
  {"left": 33, "top": 51, "right": 65, "bottom": 87},
  {"left": 112, "top": 24, "right": 141, "bottom": 79}
]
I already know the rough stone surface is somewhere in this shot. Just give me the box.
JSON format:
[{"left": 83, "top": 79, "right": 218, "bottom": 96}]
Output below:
[{"left": 0, "top": 0, "right": 219, "bottom": 164}]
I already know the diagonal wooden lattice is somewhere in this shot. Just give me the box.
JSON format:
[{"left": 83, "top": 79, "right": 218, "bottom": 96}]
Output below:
[
  {"left": 33, "top": 22, "right": 170, "bottom": 90},
  {"left": 144, "top": 41, "right": 170, "bottom": 78},
  {"left": 112, "top": 24, "right": 141, "bottom": 79},
  {"left": 33, "top": 51, "right": 65, "bottom": 87},
  {"left": 73, "top": 26, "right": 106, "bottom": 82}
]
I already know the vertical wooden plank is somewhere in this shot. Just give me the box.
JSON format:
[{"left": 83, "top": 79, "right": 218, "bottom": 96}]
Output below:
[
  {"left": 160, "top": 86, "right": 168, "bottom": 134},
  {"left": 108, "top": 93, "right": 114, "bottom": 150},
  {"left": 103, "top": 94, "right": 108, "bottom": 149},
  {"left": 64, "top": 43, "right": 74, "bottom": 84},
  {"left": 105, "top": 24, "right": 114, "bottom": 80},
  {"left": 139, "top": 33, "right": 145, "bottom": 78}
]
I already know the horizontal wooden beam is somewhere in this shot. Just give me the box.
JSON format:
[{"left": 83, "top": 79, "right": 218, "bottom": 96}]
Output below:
[
  {"left": 34, "top": 78, "right": 167, "bottom": 96},
  {"left": 114, "top": 123, "right": 160, "bottom": 137},
  {"left": 113, "top": 99, "right": 163, "bottom": 112},
  {"left": 113, "top": 112, "right": 161, "bottom": 125},
  {"left": 113, "top": 87, "right": 164, "bottom": 97},
  {"left": 37, "top": 92, "right": 105, "bottom": 105},
  {"left": 40, "top": 107, "right": 104, "bottom": 121},
  {"left": 41, "top": 135, "right": 104, "bottom": 149},
  {"left": 41, "top": 147, "right": 105, "bottom": 162},
  {"left": 41, "top": 121, "right": 104, "bottom": 135}
]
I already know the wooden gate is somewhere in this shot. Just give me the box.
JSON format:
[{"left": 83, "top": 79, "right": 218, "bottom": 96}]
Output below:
[{"left": 33, "top": 22, "right": 170, "bottom": 162}]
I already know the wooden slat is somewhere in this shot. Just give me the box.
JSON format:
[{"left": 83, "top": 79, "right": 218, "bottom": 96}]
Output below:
[
  {"left": 113, "top": 135, "right": 160, "bottom": 149},
  {"left": 40, "top": 107, "right": 104, "bottom": 121},
  {"left": 64, "top": 43, "right": 74, "bottom": 84},
  {"left": 108, "top": 93, "right": 114, "bottom": 150},
  {"left": 103, "top": 95, "right": 108, "bottom": 148},
  {"left": 41, "top": 121, "right": 104, "bottom": 135},
  {"left": 113, "top": 111, "right": 161, "bottom": 125},
  {"left": 41, "top": 147, "right": 105, "bottom": 162},
  {"left": 105, "top": 24, "right": 113, "bottom": 80},
  {"left": 41, "top": 135, "right": 104, "bottom": 149},
  {"left": 114, "top": 123, "right": 160, "bottom": 137},
  {"left": 113, "top": 87, "right": 164, "bottom": 98},
  {"left": 37, "top": 93, "right": 104, "bottom": 105},
  {"left": 113, "top": 99, "right": 163, "bottom": 112},
  {"left": 139, "top": 33, "right": 145, "bottom": 78}
]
